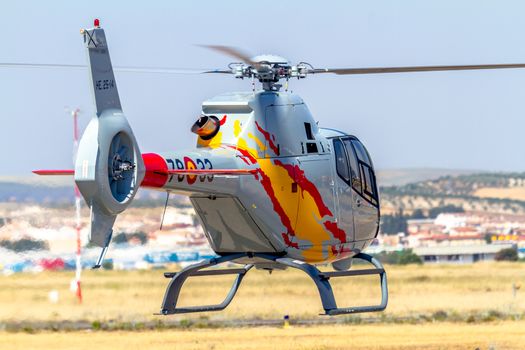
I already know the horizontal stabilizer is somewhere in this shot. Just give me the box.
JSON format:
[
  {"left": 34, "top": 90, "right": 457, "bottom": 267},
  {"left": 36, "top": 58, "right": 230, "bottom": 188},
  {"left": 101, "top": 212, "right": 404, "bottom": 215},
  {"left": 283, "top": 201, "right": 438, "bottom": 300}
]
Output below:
[
  {"left": 34, "top": 169, "right": 255, "bottom": 177},
  {"left": 33, "top": 169, "right": 74, "bottom": 175}
]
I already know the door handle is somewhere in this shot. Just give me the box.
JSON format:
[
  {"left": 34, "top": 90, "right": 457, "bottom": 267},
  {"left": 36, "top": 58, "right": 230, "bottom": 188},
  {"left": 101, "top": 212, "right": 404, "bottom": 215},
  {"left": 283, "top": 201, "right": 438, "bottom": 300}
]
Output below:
[{"left": 356, "top": 198, "right": 362, "bottom": 207}]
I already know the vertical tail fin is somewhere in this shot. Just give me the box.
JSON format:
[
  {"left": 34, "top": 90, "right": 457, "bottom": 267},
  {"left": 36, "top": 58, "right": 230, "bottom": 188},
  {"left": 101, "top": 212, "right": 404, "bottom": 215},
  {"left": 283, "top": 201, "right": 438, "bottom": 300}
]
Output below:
[
  {"left": 81, "top": 22, "right": 122, "bottom": 115},
  {"left": 76, "top": 21, "right": 144, "bottom": 268}
]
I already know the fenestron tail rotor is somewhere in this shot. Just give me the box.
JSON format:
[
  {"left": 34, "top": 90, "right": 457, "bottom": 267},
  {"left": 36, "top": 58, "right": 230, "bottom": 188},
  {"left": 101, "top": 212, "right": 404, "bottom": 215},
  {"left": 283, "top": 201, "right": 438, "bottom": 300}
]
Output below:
[{"left": 107, "top": 132, "right": 136, "bottom": 202}]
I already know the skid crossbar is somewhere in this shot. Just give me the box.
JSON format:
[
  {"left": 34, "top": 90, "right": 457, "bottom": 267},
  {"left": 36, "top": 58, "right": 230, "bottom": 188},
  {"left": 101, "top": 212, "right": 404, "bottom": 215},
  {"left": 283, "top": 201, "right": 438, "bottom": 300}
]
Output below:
[
  {"left": 164, "top": 268, "right": 248, "bottom": 279},
  {"left": 160, "top": 253, "right": 254, "bottom": 315},
  {"left": 159, "top": 252, "right": 388, "bottom": 316},
  {"left": 322, "top": 253, "right": 388, "bottom": 315}
]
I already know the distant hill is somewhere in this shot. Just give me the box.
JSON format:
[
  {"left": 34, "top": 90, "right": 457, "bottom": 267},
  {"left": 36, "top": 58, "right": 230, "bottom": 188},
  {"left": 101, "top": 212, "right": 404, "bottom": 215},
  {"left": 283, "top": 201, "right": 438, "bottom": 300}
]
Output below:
[
  {"left": 375, "top": 168, "right": 479, "bottom": 187},
  {"left": 0, "top": 176, "right": 182, "bottom": 207},
  {"left": 380, "top": 172, "right": 525, "bottom": 215},
  {"left": 0, "top": 181, "right": 74, "bottom": 204},
  {"left": 0, "top": 176, "right": 73, "bottom": 188}
]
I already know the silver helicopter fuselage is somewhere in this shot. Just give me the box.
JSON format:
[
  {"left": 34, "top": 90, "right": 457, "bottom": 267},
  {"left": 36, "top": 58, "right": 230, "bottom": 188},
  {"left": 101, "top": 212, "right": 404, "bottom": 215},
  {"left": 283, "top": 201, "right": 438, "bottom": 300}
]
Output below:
[{"left": 142, "top": 91, "right": 380, "bottom": 265}]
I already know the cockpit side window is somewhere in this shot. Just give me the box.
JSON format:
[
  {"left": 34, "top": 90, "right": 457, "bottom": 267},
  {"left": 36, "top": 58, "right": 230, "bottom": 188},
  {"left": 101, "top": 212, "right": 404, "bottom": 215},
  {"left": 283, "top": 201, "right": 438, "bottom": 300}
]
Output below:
[
  {"left": 349, "top": 138, "right": 378, "bottom": 206},
  {"left": 333, "top": 139, "right": 349, "bottom": 182}
]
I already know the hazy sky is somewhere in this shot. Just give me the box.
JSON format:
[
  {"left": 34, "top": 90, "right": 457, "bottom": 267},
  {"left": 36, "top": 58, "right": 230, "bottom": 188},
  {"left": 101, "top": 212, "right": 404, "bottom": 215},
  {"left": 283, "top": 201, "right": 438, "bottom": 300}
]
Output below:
[{"left": 1, "top": 0, "right": 525, "bottom": 175}]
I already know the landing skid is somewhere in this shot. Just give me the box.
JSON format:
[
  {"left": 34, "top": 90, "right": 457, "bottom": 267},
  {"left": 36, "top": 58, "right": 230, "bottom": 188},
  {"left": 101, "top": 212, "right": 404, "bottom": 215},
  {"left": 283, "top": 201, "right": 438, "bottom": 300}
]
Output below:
[{"left": 159, "top": 252, "right": 388, "bottom": 316}]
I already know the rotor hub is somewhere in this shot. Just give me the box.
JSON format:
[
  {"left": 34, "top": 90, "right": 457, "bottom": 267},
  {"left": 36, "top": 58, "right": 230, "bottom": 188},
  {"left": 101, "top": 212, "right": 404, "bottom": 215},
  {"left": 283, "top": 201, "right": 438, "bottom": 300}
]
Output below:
[
  {"left": 110, "top": 152, "right": 135, "bottom": 181},
  {"left": 229, "top": 60, "right": 311, "bottom": 91}
]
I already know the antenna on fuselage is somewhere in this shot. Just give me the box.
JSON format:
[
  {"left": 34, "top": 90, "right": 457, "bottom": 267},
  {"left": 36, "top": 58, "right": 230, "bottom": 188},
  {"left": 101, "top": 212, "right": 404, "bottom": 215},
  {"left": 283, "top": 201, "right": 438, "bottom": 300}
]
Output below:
[{"left": 160, "top": 192, "right": 170, "bottom": 231}]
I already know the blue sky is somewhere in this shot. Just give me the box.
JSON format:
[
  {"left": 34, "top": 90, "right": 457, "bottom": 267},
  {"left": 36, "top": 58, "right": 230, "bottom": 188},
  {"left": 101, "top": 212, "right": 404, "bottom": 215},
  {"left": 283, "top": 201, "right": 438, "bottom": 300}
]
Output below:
[{"left": 1, "top": 0, "right": 525, "bottom": 175}]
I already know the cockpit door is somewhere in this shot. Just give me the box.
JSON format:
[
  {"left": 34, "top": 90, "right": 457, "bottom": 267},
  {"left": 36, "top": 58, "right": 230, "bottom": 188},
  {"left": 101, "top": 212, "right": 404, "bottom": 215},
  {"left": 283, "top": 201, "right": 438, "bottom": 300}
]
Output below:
[{"left": 342, "top": 138, "right": 379, "bottom": 242}]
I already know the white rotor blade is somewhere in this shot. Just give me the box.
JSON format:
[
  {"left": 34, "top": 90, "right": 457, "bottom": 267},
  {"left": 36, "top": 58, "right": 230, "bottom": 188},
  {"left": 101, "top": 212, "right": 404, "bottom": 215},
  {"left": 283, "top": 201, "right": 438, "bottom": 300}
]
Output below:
[
  {"left": 0, "top": 62, "right": 230, "bottom": 74},
  {"left": 0, "top": 63, "right": 85, "bottom": 69}
]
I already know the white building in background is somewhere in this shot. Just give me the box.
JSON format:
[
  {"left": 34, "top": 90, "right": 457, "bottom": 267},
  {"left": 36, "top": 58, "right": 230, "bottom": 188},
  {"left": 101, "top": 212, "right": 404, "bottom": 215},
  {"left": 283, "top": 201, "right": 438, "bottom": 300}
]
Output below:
[
  {"left": 434, "top": 213, "right": 471, "bottom": 231},
  {"left": 413, "top": 243, "right": 515, "bottom": 264},
  {"left": 381, "top": 211, "right": 525, "bottom": 263}
]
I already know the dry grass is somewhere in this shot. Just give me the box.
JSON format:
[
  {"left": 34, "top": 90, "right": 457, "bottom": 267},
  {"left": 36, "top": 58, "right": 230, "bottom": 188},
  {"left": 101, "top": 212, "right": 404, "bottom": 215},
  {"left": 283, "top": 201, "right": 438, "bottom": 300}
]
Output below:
[
  {"left": 2, "top": 322, "right": 525, "bottom": 350},
  {"left": 1, "top": 263, "right": 524, "bottom": 350},
  {"left": 0, "top": 262, "right": 524, "bottom": 323},
  {"left": 474, "top": 187, "right": 525, "bottom": 201}
]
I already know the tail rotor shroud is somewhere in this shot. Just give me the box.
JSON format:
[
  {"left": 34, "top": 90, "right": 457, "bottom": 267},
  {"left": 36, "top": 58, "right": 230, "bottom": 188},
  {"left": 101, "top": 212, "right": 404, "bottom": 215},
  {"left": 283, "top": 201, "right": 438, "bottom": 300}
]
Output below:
[{"left": 74, "top": 110, "right": 144, "bottom": 254}]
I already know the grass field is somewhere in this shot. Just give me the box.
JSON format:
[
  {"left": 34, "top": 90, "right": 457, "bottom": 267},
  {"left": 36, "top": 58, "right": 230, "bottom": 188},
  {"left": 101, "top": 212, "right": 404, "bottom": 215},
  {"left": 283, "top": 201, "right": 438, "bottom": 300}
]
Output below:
[
  {"left": 0, "top": 262, "right": 524, "bottom": 349},
  {"left": 1, "top": 262, "right": 523, "bottom": 322},
  {"left": 2, "top": 322, "right": 525, "bottom": 350}
]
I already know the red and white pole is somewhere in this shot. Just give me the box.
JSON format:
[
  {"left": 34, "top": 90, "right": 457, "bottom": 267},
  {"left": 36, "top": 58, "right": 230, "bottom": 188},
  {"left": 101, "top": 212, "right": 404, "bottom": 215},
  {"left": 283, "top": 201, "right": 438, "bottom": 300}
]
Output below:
[{"left": 71, "top": 108, "right": 83, "bottom": 303}]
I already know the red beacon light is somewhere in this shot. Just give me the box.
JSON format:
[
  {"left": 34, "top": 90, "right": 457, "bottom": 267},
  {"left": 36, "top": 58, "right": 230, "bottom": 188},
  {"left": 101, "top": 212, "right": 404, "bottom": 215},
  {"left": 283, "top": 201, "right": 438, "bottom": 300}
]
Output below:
[{"left": 94, "top": 18, "right": 100, "bottom": 28}]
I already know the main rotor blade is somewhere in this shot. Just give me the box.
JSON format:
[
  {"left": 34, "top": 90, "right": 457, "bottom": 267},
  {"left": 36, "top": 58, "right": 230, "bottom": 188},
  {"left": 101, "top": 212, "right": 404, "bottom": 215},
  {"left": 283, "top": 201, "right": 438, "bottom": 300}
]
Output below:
[
  {"left": 0, "top": 63, "right": 86, "bottom": 69},
  {"left": 0, "top": 63, "right": 230, "bottom": 74},
  {"left": 309, "top": 63, "right": 525, "bottom": 75},
  {"left": 199, "top": 45, "right": 257, "bottom": 66},
  {"left": 202, "top": 69, "right": 233, "bottom": 74},
  {"left": 115, "top": 67, "right": 232, "bottom": 74}
]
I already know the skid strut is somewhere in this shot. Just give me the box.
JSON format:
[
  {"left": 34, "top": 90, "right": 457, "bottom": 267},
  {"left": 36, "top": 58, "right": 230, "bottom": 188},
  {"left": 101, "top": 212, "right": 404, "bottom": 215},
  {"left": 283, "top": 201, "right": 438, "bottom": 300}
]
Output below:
[{"left": 159, "top": 252, "right": 388, "bottom": 316}]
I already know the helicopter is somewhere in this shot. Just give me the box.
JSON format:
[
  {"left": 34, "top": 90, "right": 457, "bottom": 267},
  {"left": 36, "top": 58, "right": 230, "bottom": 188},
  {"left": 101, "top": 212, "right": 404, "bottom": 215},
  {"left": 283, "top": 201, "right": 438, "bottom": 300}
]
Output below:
[{"left": 23, "top": 20, "right": 525, "bottom": 316}]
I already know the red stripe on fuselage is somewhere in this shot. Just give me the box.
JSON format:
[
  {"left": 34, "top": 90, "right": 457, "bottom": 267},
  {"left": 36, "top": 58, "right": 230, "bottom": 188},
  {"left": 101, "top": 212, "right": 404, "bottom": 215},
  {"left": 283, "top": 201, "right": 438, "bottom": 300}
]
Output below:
[
  {"left": 142, "top": 153, "right": 169, "bottom": 188},
  {"left": 274, "top": 159, "right": 347, "bottom": 246},
  {"left": 281, "top": 232, "right": 299, "bottom": 249},
  {"left": 226, "top": 145, "right": 257, "bottom": 164},
  {"left": 255, "top": 121, "right": 280, "bottom": 156},
  {"left": 323, "top": 221, "right": 346, "bottom": 244},
  {"left": 255, "top": 168, "right": 299, "bottom": 249},
  {"left": 274, "top": 160, "right": 332, "bottom": 217}
]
